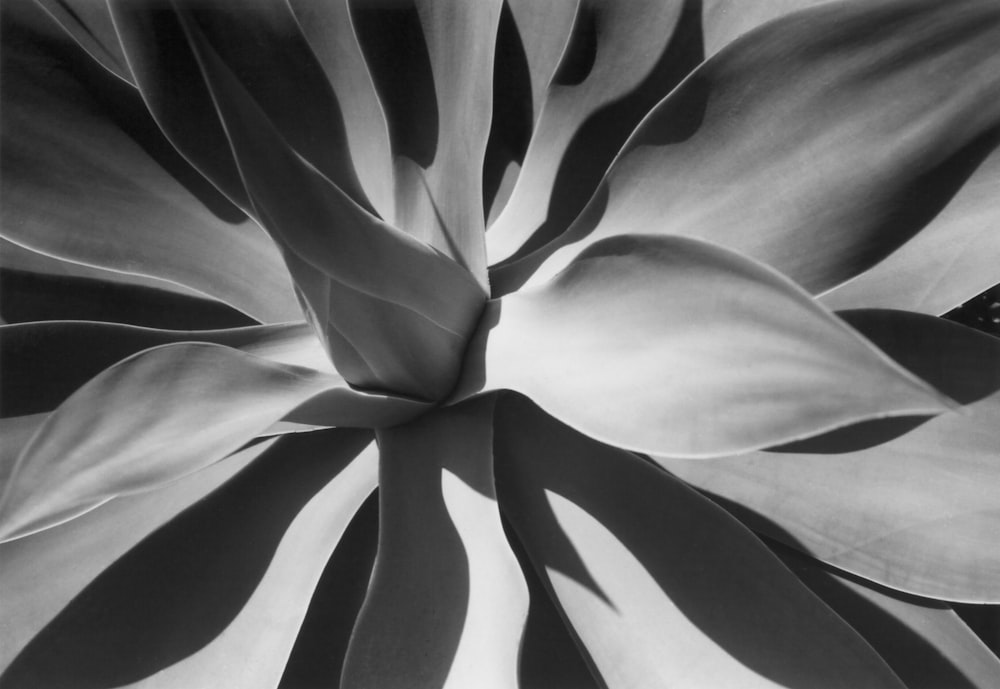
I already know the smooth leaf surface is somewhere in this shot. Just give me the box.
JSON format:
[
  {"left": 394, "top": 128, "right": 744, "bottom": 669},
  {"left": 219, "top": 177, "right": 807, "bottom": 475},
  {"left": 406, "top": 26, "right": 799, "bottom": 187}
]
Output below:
[
  {"left": 777, "top": 545, "right": 1000, "bottom": 689},
  {"left": 821, "top": 142, "right": 1000, "bottom": 316},
  {"left": 2, "top": 431, "right": 376, "bottom": 689},
  {"left": 0, "top": 438, "right": 273, "bottom": 671},
  {"left": 660, "top": 310, "right": 1000, "bottom": 601},
  {"left": 495, "top": 396, "right": 905, "bottom": 689},
  {"left": 0, "top": 342, "right": 391, "bottom": 541},
  {"left": 352, "top": 0, "right": 500, "bottom": 285},
  {"left": 0, "top": 320, "right": 331, "bottom": 416},
  {"left": 486, "top": 0, "right": 688, "bottom": 262},
  {"left": 342, "top": 397, "right": 528, "bottom": 689},
  {"left": 461, "top": 235, "right": 950, "bottom": 457},
  {"left": 0, "top": 414, "right": 45, "bottom": 487},
  {"left": 33, "top": 0, "right": 131, "bottom": 81},
  {"left": 0, "top": 237, "right": 211, "bottom": 301},
  {"left": 0, "top": 3, "right": 300, "bottom": 323},
  {"left": 499, "top": 0, "right": 1000, "bottom": 295},
  {"left": 177, "top": 15, "right": 486, "bottom": 399},
  {"left": 288, "top": 0, "right": 395, "bottom": 220}
]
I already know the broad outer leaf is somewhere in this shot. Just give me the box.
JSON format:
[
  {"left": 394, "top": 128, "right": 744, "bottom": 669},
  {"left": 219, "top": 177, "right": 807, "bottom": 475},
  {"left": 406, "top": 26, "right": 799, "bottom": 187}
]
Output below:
[
  {"left": 494, "top": 396, "right": 905, "bottom": 689},
  {"left": 352, "top": 0, "right": 500, "bottom": 285},
  {"left": 342, "top": 397, "right": 528, "bottom": 689},
  {"left": 821, "top": 142, "right": 1000, "bottom": 316},
  {"left": 0, "top": 414, "right": 45, "bottom": 487},
  {"left": 0, "top": 237, "right": 211, "bottom": 301},
  {"left": 0, "top": 438, "right": 274, "bottom": 671},
  {"left": 0, "top": 320, "right": 337, "bottom": 416},
  {"left": 0, "top": 343, "right": 392, "bottom": 541},
  {"left": 777, "top": 546, "right": 1000, "bottom": 689},
  {"left": 458, "top": 235, "right": 951, "bottom": 457},
  {"left": 117, "top": 436, "right": 377, "bottom": 689},
  {"left": 498, "top": 0, "right": 1000, "bottom": 296},
  {"left": 1, "top": 431, "right": 376, "bottom": 689},
  {"left": 700, "top": 0, "right": 832, "bottom": 56},
  {"left": 660, "top": 310, "right": 1000, "bottom": 602},
  {"left": 0, "top": 2, "right": 300, "bottom": 323},
  {"left": 486, "top": 0, "right": 687, "bottom": 262}
]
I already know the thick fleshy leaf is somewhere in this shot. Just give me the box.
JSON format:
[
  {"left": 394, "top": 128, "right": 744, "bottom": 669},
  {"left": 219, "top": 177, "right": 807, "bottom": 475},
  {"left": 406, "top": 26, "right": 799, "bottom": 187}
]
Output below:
[
  {"left": 0, "top": 320, "right": 308, "bottom": 412},
  {"left": 0, "top": 414, "right": 45, "bottom": 487},
  {"left": 821, "top": 142, "right": 1000, "bottom": 315},
  {"left": 497, "top": 0, "right": 1000, "bottom": 295},
  {"left": 776, "top": 544, "right": 1000, "bottom": 689},
  {"left": 2, "top": 430, "right": 376, "bottom": 688},
  {"left": 0, "top": 237, "right": 210, "bottom": 301},
  {"left": 287, "top": 0, "right": 394, "bottom": 220},
  {"left": 486, "top": 0, "right": 692, "bottom": 262},
  {"left": 352, "top": 0, "right": 500, "bottom": 284},
  {"left": 660, "top": 310, "right": 1000, "bottom": 601},
  {"left": 278, "top": 492, "right": 380, "bottom": 689},
  {"left": 494, "top": 396, "right": 905, "bottom": 689},
  {"left": 174, "top": 14, "right": 486, "bottom": 399},
  {"left": 458, "top": 235, "right": 950, "bottom": 457},
  {"left": 33, "top": 0, "right": 131, "bottom": 81},
  {"left": 0, "top": 2, "right": 300, "bottom": 323},
  {"left": 0, "top": 320, "right": 332, "bottom": 416},
  {"left": 700, "top": 0, "right": 832, "bottom": 55},
  {"left": 109, "top": 0, "right": 370, "bottom": 211},
  {"left": 342, "top": 397, "right": 528, "bottom": 689},
  {"left": 0, "top": 438, "right": 273, "bottom": 671},
  {"left": 0, "top": 342, "right": 403, "bottom": 541}
]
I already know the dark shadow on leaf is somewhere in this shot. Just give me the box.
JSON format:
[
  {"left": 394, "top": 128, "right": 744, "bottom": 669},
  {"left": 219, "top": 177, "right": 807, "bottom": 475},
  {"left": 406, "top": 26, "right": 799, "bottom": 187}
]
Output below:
[
  {"left": 1, "top": 429, "right": 371, "bottom": 689},
  {"left": 482, "top": 0, "right": 533, "bottom": 222},
  {"left": 278, "top": 490, "right": 379, "bottom": 689},
  {"left": 350, "top": 0, "right": 438, "bottom": 169},
  {"left": 770, "top": 538, "right": 993, "bottom": 689},
  {"left": 770, "top": 310, "right": 1000, "bottom": 454},
  {"left": 499, "top": 512, "right": 602, "bottom": 689},
  {"left": 2, "top": 4, "right": 246, "bottom": 223},
  {"left": 499, "top": 0, "right": 707, "bottom": 263},
  {"left": 0, "top": 268, "right": 254, "bottom": 336}
]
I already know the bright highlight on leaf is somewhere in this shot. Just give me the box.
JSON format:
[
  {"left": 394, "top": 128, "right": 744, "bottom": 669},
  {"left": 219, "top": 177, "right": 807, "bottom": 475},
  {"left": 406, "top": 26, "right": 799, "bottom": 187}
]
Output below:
[{"left": 1, "top": 0, "right": 998, "bottom": 686}]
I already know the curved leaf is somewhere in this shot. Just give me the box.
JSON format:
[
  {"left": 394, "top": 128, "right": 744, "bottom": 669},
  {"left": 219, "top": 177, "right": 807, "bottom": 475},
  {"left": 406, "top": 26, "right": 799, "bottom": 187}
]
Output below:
[
  {"left": 0, "top": 3, "right": 300, "bottom": 323},
  {"left": 175, "top": 13, "right": 486, "bottom": 399},
  {"left": 700, "top": 0, "right": 832, "bottom": 55},
  {"left": 0, "top": 438, "right": 273, "bottom": 672},
  {"left": 0, "top": 320, "right": 333, "bottom": 417},
  {"left": 777, "top": 545, "right": 1000, "bottom": 689},
  {"left": 660, "top": 310, "right": 1000, "bottom": 601},
  {"left": 33, "top": 0, "right": 131, "bottom": 82},
  {"left": 342, "top": 397, "right": 528, "bottom": 689},
  {"left": 821, "top": 143, "right": 1000, "bottom": 315},
  {"left": 460, "top": 235, "right": 951, "bottom": 457},
  {"left": 352, "top": 0, "right": 501, "bottom": 284},
  {"left": 0, "top": 414, "right": 45, "bottom": 487},
  {"left": 486, "top": 0, "right": 689, "bottom": 263},
  {"left": 494, "top": 396, "right": 905, "bottom": 689},
  {"left": 287, "top": 0, "right": 395, "bottom": 220},
  {"left": 0, "top": 342, "right": 406, "bottom": 541},
  {"left": 2, "top": 431, "right": 376, "bottom": 689},
  {"left": 499, "top": 0, "right": 1000, "bottom": 295}
]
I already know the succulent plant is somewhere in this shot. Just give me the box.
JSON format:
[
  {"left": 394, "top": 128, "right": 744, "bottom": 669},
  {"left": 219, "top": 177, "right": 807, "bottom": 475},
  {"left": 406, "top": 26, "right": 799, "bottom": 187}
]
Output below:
[{"left": 2, "top": 0, "right": 999, "bottom": 687}]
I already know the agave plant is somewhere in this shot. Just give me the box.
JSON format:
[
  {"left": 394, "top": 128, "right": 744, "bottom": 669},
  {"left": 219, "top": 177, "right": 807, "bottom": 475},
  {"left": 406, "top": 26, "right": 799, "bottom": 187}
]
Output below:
[{"left": 2, "top": 0, "right": 1000, "bottom": 687}]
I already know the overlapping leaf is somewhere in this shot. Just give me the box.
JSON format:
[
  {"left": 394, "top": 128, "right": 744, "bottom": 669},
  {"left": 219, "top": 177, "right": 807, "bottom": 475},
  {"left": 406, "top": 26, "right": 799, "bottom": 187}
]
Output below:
[
  {"left": 0, "top": 2, "right": 299, "bottom": 323},
  {"left": 0, "top": 342, "right": 414, "bottom": 541},
  {"left": 343, "top": 398, "right": 527, "bottom": 689},
  {"left": 460, "top": 235, "right": 951, "bottom": 457},
  {"left": 495, "top": 396, "right": 906, "bottom": 689},
  {"left": 661, "top": 310, "right": 1000, "bottom": 601},
  {"left": 1, "top": 431, "right": 376, "bottom": 688},
  {"left": 495, "top": 0, "right": 1000, "bottom": 297},
  {"left": 777, "top": 545, "right": 1000, "bottom": 689}
]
